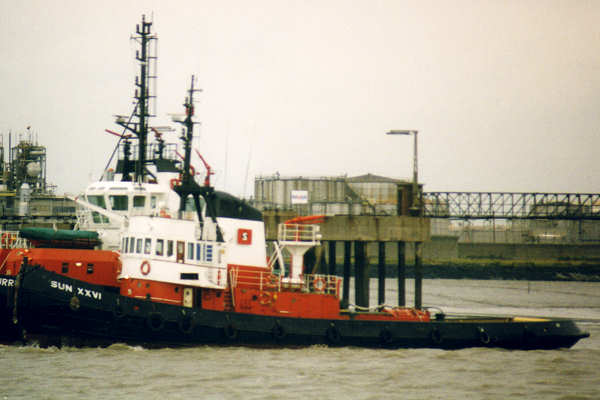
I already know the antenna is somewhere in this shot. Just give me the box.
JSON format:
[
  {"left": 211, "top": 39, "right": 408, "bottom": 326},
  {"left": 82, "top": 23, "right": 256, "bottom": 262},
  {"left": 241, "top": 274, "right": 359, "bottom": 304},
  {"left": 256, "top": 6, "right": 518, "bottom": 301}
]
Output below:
[
  {"left": 224, "top": 129, "right": 229, "bottom": 190},
  {"left": 243, "top": 144, "right": 252, "bottom": 198},
  {"left": 172, "top": 75, "right": 203, "bottom": 211},
  {"left": 117, "top": 15, "right": 158, "bottom": 183}
]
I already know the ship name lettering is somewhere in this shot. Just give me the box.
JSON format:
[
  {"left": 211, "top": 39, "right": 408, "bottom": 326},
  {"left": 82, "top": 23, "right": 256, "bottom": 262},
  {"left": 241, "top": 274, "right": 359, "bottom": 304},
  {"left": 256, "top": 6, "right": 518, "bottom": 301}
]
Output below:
[
  {"left": 0, "top": 278, "right": 15, "bottom": 287},
  {"left": 50, "top": 280, "right": 73, "bottom": 293},
  {"left": 77, "top": 287, "right": 102, "bottom": 300}
]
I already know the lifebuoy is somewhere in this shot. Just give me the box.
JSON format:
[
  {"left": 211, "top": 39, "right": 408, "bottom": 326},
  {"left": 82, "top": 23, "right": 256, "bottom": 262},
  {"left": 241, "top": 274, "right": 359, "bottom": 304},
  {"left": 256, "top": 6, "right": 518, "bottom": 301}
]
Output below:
[
  {"left": 141, "top": 260, "right": 151, "bottom": 275},
  {"left": 259, "top": 292, "right": 272, "bottom": 306},
  {"left": 170, "top": 178, "right": 181, "bottom": 189},
  {"left": 313, "top": 277, "right": 326, "bottom": 293},
  {"left": 159, "top": 209, "right": 171, "bottom": 218}
]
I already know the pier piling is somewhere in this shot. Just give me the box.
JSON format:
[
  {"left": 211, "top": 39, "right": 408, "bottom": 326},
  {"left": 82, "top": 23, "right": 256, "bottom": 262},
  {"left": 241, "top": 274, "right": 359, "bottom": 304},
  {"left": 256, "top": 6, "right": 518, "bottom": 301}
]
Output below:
[
  {"left": 354, "top": 241, "right": 369, "bottom": 308},
  {"left": 378, "top": 241, "right": 386, "bottom": 305},
  {"left": 342, "top": 241, "right": 351, "bottom": 308},
  {"left": 397, "top": 241, "right": 406, "bottom": 307},
  {"left": 328, "top": 241, "right": 336, "bottom": 276},
  {"left": 414, "top": 242, "right": 423, "bottom": 309}
]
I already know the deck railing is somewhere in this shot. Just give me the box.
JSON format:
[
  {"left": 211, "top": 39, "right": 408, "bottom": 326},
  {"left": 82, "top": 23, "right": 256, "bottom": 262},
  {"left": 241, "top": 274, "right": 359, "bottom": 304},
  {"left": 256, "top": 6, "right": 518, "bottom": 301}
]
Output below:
[
  {"left": 0, "top": 231, "right": 29, "bottom": 249},
  {"left": 278, "top": 223, "right": 321, "bottom": 243},
  {"left": 229, "top": 266, "right": 340, "bottom": 297}
]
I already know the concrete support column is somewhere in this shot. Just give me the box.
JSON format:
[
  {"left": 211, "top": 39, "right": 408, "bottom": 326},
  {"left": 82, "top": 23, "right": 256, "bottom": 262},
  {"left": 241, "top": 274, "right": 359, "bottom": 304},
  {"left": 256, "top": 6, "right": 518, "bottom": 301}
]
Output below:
[
  {"left": 414, "top": 241, "right": 423, "bottom": 309},
  {"left": 342, "top": 241, "right": 351, "bottom": 308},
  {"left": 354, "top": 241, "right": 369, "bottom": 308},
  {"left": 397, "top": 241, "right": 406, "bottom": 307},
  {"left": 378, "top": 241, "right": 386, "bottom": 306},
  {"left": 328, "top": 241, "right": 336, "bottom": 276}
]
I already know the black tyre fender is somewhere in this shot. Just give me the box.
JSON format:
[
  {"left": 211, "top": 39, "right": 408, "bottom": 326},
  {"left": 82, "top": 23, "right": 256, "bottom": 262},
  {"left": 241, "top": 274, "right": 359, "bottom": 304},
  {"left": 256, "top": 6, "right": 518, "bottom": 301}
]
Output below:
[
  {"left": 430, "top": 327, "right": 443, "bottom": 345},
  {"left": 223, "top": 324, "right": 238, "bottom": 340},
  {"left": 326, "top": 324, "right": 341, "bottom": 345},
  {"left": 69, "top": 296, "right": 80, "bottom": 312},
  {"left": 113, "top": 303, "right": 126, "bottom": 319},
  {"left": 178, "top": 313, "right": 195, "bottom": 335},
  {"left": 478, "top": 327, "right": 491, "bottom": 345},
  {"left": 380, "top": 328, "right": 393, "bottom": 345},
  {"left": 272, "top": 322, "right": 286, "bottom": 340},
  {"left": 147, "top": 312, "right": 165, "bottom": 332}
]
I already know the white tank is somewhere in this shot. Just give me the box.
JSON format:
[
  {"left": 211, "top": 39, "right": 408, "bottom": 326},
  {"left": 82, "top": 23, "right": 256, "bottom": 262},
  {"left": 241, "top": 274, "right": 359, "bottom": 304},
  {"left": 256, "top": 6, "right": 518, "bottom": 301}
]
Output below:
[
  {"left": 26, "top": 162, "right": 41, "bottom": 177},
  {"left": 18, "top": 183, "right": 31, "bottom": 216}
]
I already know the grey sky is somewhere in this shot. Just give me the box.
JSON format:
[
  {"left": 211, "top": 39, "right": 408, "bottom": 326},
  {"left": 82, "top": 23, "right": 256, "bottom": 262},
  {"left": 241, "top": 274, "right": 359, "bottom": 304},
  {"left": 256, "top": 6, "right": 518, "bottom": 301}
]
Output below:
[{"left": 1, "top": 0, "right": 599, "bottom": 197}]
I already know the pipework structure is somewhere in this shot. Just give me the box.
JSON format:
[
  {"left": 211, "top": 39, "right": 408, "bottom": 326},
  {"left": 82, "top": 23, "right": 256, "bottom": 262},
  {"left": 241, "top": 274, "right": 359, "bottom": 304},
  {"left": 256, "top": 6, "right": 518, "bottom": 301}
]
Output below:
[{"left": 0, "top": 130, "right": 48, "bottom": 194}]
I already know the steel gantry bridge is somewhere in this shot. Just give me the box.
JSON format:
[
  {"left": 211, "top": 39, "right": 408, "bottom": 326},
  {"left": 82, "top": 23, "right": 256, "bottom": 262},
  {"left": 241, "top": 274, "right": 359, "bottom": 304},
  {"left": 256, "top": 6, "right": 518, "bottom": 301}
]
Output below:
[{"left": 422, "top": 192, "right": 600, "bottom": 220}]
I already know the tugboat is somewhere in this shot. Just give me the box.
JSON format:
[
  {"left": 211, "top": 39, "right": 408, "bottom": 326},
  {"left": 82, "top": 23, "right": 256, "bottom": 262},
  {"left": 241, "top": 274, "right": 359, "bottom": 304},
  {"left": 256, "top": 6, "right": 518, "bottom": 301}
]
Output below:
[
  {"left": 0, "top": 14, "right": 175, "bottom": 341},
  {"left": 4, "top": 16, "right": 591, "bottom": 349}
]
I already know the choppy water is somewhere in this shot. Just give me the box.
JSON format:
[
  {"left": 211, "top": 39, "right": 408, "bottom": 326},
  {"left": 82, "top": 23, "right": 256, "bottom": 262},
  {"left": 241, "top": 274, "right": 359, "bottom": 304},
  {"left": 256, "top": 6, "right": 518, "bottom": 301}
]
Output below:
[{"left": 2, "top": 279, "right": 599, "bottom": 400}]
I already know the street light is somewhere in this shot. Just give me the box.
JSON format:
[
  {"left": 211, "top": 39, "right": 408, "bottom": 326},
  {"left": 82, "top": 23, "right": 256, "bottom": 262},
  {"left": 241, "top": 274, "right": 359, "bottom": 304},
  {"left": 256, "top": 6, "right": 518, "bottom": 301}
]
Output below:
[
  {"left": 387, "top": 129, "right": 423, "bottom": 309},
  {"left": 386, "top": 130, "right": 419, "bottom": 215}
]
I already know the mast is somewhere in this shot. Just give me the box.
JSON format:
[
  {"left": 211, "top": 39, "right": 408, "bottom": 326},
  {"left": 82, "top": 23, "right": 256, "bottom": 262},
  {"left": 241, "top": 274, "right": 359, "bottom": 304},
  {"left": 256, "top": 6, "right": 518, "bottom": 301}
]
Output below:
[
  {"left": 172, "top": 77, "right": 223, "bottom": 241},
  {"left": 116, "top": 15, "right": 157, "bottom": 183},
  {"left": 177, "top": 75, "right": 201, "bottom": 212}
]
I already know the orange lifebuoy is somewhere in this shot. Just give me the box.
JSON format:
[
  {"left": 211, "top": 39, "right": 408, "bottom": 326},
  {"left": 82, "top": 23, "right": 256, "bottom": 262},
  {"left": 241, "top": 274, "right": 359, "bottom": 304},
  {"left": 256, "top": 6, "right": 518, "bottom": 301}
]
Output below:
[
  {"left": 313, "top": 277, "right": 326, "bottom": 293},
  {"left": 140, "top": 260, "right": 151, "bottom": 275},
  {"left": 259, "top": 291, "right": 272, "bottom": 306},
  {"left": 170, "top": 178, "right": 181, "bottom": 189},
  {"left": 159, "top": 209, "right": 170, "bottom": 218}
]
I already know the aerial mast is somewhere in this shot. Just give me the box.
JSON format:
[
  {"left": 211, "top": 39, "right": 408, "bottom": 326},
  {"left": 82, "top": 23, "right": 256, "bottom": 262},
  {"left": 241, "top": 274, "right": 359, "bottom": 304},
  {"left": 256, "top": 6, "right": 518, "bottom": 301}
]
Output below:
[
  {"left": 175, "top": 75, "right": 202, "bottom": 211},
  {"left": 116, "top": 15, "right": 157, "bottom": 183}
]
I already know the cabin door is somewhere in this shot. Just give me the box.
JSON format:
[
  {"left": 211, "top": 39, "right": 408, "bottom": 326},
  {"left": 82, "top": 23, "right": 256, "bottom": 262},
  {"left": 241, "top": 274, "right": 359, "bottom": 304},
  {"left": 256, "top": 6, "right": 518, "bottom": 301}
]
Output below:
[
  {"left": 183, "top": 287, "right": 193, "bottom": 307},
  {"left": 176, "top": 241, "right": 185, "bottom": 263}
]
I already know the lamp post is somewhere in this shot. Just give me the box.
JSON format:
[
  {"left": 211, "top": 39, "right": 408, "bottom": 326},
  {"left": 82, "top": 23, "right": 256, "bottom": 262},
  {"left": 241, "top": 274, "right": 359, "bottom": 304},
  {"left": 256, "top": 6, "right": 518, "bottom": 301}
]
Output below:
[
  {"left": 386, "top": 130, "right": 419, "bottom": 215},
  {"left": 386, "top": 129, "right": 422, "bottom": 309}
]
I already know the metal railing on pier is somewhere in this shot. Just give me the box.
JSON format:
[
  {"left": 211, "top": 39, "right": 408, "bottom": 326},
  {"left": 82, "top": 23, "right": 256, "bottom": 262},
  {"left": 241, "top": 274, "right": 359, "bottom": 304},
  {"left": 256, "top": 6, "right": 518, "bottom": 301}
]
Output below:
[{"left": 423, "top": 192, "right": 600, "bottom": 220}]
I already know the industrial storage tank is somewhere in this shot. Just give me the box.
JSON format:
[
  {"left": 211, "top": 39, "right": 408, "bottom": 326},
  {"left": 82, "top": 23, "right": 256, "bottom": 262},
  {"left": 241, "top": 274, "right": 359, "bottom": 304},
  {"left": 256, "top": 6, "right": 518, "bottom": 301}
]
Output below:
[
  {"left": 253, "top": 173, "right": 415, "bottom": 216},
  {"left": 254, "top": 175, "right": 349, "bottom": 212},
  {"left": 346, "top": 174, "right": 400, "bottom": 204}
]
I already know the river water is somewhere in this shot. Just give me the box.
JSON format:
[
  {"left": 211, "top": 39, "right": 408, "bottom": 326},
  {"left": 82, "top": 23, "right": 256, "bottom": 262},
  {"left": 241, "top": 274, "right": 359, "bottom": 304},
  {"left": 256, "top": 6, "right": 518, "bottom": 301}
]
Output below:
[{"left": 2, "top": 279, "right": 599, "bottom": 400}]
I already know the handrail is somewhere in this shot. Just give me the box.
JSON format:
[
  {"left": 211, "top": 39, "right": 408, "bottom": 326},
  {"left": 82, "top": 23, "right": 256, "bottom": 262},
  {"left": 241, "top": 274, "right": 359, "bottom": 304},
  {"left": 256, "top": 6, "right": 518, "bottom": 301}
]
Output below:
[
  {"left": 228, "top": 266, "right": 340, "bottom": 297},
  {"left": 0, "top": 231, "right": 30, "bottom": 249},
  {"left": 278, "top": 223, "right": 321, "bottom": 243}
]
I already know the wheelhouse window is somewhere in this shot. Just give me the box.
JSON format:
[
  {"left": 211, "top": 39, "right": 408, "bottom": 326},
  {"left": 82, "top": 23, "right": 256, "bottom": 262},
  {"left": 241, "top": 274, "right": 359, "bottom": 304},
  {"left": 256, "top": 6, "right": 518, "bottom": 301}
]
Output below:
[
  {"left": 109, "top": 195, "right": 128, "bottom": 211},
  {"left": 129, "top": 237, "right": 135, "bottom": 253},
  {"left": 122, "top": 237, "right": 128, "bottom": 253},
  {"left": 87, "top": 195, "right": 109, "bottom": 223},
  {"left": 136, "top": 238, "right": 142, "bottom": 254},
  {"left": 184, "top": 196, "right": 196, "bottom": 212},
  {"left": 196, "top": 243, "right": 202, "bottom": 260},
  {"left": 177, "top": 241, "right": 185, "bottom": 263},
  {"left": 187, "top": 243, "right": 194, "bottom": 261},
  {"left": 87, "top": 195, "right": 107, "bottom": 209},
  {"left": 133, "top": 196, "right": 146, "bottom": 209},
  {"left": 167, "top": 240, "right": 174, "bottom": 257},
  {"left": 144, "top": 238, "right": 152, "bottom": 254},
  {"left": 156, "top": 239, "right": 164, "bottom": 256}
]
